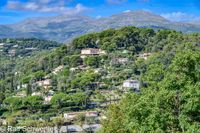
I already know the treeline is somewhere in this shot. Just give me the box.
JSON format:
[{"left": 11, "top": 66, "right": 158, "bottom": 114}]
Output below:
[{"left": 3, "top": 92, "right": 87, "bottom": 113}]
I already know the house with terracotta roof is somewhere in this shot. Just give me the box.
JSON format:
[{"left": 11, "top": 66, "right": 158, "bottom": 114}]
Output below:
[
  {"left": 81, "top": 48, "right": 106, "bottom": 58},
  {"left": 36, "top": 79, "right": 52, "bottom": 89}
]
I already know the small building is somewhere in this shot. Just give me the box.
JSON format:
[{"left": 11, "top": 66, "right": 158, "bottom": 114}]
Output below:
[
  {"left": 67, "top": 125, "right": 82, "bottom": 132},
  {"left": 0, "top": 43, "right": 5, "bottom": 46},
  {"left": 138, "top": 53, "right": 152, "bottom": 60},
  {"left": 0, "top": 119, "right": 7, "bottom": 126},
  {"left": 81, "top": 48, "right": 106, "bottom": 58},
  {"left": 123, "top": 80, "right": 140, "bottom": 91},
  {"left": 8, "top": 49, "right": 16, "bottom": 56},
  {"left": 70, "top": 65, "right": 89, "bottom": 72},
  {"left": 48, "top": 90, "right": 55, "bottom": 96},
  {"left": 13, "top": 45, "right": 19, "bottom": 48},
  {"left": 70, "top": 67, "right": 77, "bottom": 72},
  {"left": 25, "top": 47, "right": 37, "bottom": 50},
  {"left": 44, "top": 96, "right": 53, "bottom": 103},
  {"left": 15, "top": 91, "right": 26, "bottom": 98},
  {"left": 17, "top": 84, "right": 28, "bottom": 90},
  {"left": 52, "top": 65, "right": 64, "bottom": 74},
  {"left": 64, "top": 111, "right": 99, "bottom": 120},
  {"left": 32, "top": 92, "right": 43, "bottom": 96},
  {"left": 36, "top": 79, "right": 52, "bottom": 89},
  {"left": 44, "top": 90, "right": 54, "bottom": 103},
  {"left": 85, "top": 111, "right": 99, "bottom": 118},
  {"left": 94, "top": 68, "right": 104, "bottom": 74},
  {"left": 111, "top": 58, "right": 129, "bottom": 65},
  {"left": 64, "top": 112, "right": 79, "bottom": 120}
]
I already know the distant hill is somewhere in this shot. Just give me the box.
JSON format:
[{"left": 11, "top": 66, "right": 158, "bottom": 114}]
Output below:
[
  {"left": 0, "top": 38, "right": 61, "bottom": 57},
  {"left": 1, "top": 10, "right": 200, "bottom": 42}
]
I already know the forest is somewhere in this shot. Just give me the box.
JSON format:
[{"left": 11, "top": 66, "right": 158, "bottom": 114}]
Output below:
[{"left": 0, "top": 26, "right": 200, "bottom": 132}]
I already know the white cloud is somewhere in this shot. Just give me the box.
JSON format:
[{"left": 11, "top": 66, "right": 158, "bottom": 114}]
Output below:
[
  {"left": 6, "top": 0, "right": 88, "bottom": 15},
  {"left": 123, "top": 10, "right": 131, "bottom": 13},
  {"left": 161, "top": 12, "right": 200, "bottom": 22}
]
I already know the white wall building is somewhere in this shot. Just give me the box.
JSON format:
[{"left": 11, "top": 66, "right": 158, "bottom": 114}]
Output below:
[
  {"left": 64, "top": 111, "right": 99, "bottom": 120},
  {"left": 52, "top": 65, "right": 64, "bottom": 74},
  {"left": 44, "top": 96, "right": 53, "bottom": 103},
  {"left": 123, "top": 80, "right": 140, "bottom": 90},
  {"left": 0, "top": 43, "right": 5, "bottom": 46},
  {"left": 138, "top": 53, "right": 152, "bottom": 60},
  {"left": 64, "top": 112, "right": 78, "bottom": 120}
]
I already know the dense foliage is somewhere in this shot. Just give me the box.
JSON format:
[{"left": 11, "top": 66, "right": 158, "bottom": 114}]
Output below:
[
  {"left": 1, "top": 27, "right": 200, "bottom": 131},
  {"left": 0, "top": 38, "right": 61, "bottom": 57}
]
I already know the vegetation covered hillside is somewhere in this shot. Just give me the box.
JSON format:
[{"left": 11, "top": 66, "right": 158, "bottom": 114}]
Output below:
[
  {"left": 0, "top": 26, "right": 200, "bottom": 132},
  {"left": 0, "top": 38, "right": 61, "bottom": 57}
]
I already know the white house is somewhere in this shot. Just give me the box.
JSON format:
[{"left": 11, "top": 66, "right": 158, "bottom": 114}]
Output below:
[
  {"left": 44, "top": 96, "right": 53, "bottom": 103},
  {"left": 8, "top": 49, "right": 16, "bottom": 56},
  {"left": 85, "top": 111, "right": 99, "bottom": 118},
  {"left": 48, "top": 90, "right": 55, "bottom": 96},
  {"left": 138, "top": 53, "right": 152, "bottom": 60},
  {"left": 44, "top": 90, "right": 54, "bottom": 103},
  {"left": 0, "top": 119, "right": 7, "bottom": 126},
  {"left": 52, "top": 65, "right": 64, "bottom": 74},
  {"left": 123, "top": 80, "right": 140, "bottom": 90},
  {"left": 32, "top": 92, "right": 43, "bottom": 96},
  {"left": 64, "top": 111, "right": 99, "bottom": 120},
  {"left": 64, "top": 112, "right": 79, "bottom": 120},
  {"left": 111, "top": 58, "right": 129, "bottom": 65},
  {"left": 0, "top": 43, "right": 5, "bottom": 46},
  {"left": 13, "top": 45, "right": 19, "bottom": 48}
]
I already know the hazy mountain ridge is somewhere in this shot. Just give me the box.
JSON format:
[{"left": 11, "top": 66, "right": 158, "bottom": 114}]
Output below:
[{"left": 1, "top": 10, "right": 200, "bottom": 42}]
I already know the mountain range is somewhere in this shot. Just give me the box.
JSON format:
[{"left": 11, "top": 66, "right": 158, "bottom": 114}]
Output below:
[{"left": 1, "top": 10, "right": 200, "bottom": 43}]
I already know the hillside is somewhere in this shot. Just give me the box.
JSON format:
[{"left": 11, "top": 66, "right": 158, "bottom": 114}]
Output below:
[
  {"left": 1, "top": 10, "right": 200, "bottom": 42},
  {"left": 0, "top": 26, "right": 200, "bottom": 132},
  {"left": 0, "top": 38, "right": 62, "bottom": 57}
]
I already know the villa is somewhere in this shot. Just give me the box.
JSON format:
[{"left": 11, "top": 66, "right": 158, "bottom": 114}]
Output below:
[{"left": 81, "top": 48, "right": 106, "bottom": 58}]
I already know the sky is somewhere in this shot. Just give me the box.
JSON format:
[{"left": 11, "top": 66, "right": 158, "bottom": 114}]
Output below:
[{"left": 1, "top": 0, "right": 200, "bottom": 24}]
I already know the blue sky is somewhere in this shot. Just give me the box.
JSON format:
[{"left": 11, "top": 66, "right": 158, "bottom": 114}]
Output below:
[{"left": 1, "top": 0, "right": 200, "bottom": 24}]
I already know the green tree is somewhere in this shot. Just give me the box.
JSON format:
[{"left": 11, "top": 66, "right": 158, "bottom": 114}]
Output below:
[
  {"left": 0, "top": 92, "right": 5, "bottom": 104},
  {"left": 23, "top": 96, "right": 43, "bottom": 111},
  {"left": 3, "top": 97, "right": 23, "bottom": 112},
  {"left": 50, "top": 93, "right": 70, "bottom": 108}
]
